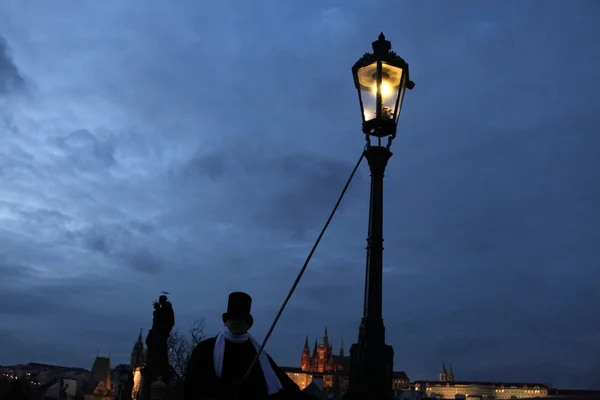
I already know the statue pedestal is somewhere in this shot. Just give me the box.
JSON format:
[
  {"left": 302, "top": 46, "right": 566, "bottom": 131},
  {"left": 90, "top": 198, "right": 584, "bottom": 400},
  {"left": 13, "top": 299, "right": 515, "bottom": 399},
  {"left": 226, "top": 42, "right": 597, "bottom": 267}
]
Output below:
[
  {"left": 150, "top": 378, "right": 167, "bottom": 400},
  {"left": 139, "top": 361, "right": 172, "bottom": 400}
]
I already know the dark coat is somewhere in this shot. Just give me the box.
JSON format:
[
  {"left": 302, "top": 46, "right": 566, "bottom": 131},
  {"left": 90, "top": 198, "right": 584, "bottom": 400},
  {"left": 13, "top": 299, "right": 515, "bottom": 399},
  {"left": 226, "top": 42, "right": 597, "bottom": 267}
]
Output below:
[{"left": 183, "top": 337, "right": 308, "bottom": 400}]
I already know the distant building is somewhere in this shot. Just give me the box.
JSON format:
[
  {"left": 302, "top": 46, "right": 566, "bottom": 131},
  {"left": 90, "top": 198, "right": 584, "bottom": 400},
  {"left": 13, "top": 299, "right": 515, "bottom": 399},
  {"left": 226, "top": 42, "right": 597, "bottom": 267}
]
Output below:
[
  {"left": 547, "top": 388, "right": 600, "bottom": 399},
  {"left": 62, "top": 378, "right": 79, "bottom": 398},
  {"left": 439, "top": 362, "right": 454, "bottom": 382},
  {"left": 282, "top": 367, "right": 313, "bottom": 391},
  {"left": 115, "top": 329, "right": 147, "bottom": 400},
  {"left": 392, "top": 371, "right": 410, "bottom": 391},
  {"left": 45, "top": 377, "right": 78, "bottom": 400},
  {"left": 412, "top": 363, "right": 549, "bottom": 399},
  {"left": 84, "top": 357, "right": 114, "bottom": 400},
  {"left": 303, "top": 376, "right": 328, "bottom": 400},
  {"left": 282, "top": 328, "right": 409, "bottom": 395},
  {"left": 0, "top": 363, "right": 88, "bottom": 385},
  {"left": 0, "top": 375, "right": 59, "bottom": 400},
  {"left": 300, "top": 327, "right": 348, "bottom": 374},
  {"left": 129, "top": 330, "right": 146, "bottom": 400}
]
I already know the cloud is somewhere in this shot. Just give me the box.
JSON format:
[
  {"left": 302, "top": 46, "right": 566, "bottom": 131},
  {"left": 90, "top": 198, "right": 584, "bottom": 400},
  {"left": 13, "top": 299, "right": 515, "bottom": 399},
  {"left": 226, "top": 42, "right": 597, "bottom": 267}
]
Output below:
[
  {"left": 249, "top": 153, "right": 368, "bottom": 237},
  {"left": 0, "top": 253, "right": 35, "bottom": 280},
  {"left": 56, "top": 129, "right": 116, "bottom": 168},
  {"left": 0, "top": 276, "right": 159, "bottom": 366},
  {"left": 311, "top": 7, "right": 357, "bottom": 39},
  {"left": 123, "top": 249, "right": 163, "bottom": 274},
  {"left": 0, "top": 36, "right": 25, "bottom": 95}
]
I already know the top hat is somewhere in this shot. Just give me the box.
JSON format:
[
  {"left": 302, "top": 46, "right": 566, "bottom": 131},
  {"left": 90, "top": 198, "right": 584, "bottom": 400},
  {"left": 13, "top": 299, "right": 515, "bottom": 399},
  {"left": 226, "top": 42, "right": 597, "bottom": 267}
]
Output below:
[{"left": 222, "top": 292, "right": 254, "bottom": 327}]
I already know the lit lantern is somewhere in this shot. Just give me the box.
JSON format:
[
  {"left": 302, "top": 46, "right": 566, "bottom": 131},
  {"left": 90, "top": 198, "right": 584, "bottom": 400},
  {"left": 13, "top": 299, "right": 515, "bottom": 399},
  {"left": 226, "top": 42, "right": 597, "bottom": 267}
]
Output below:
[{"left": 352, "top": 33, "right": 415, "bottom": 141}]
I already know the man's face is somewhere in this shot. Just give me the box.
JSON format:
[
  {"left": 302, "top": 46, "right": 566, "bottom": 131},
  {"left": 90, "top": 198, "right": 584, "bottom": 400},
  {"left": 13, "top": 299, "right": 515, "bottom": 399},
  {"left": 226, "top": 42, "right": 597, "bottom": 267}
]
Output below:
[{"left": 226, "top": 318, "right": 250, "bottom": 335}]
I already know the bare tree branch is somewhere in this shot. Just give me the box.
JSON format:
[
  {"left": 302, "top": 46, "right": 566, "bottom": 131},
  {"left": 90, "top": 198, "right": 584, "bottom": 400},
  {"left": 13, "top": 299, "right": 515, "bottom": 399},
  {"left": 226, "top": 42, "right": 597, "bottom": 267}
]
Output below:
[
  {"left": 168, "top": 319, "right": 207, "bottom": 382},
  {"left": 168, "top": 330, "right": 191, "bottom": 381},
  {"left": 189, "top": 318, "right": 206, "bottom": 346}
]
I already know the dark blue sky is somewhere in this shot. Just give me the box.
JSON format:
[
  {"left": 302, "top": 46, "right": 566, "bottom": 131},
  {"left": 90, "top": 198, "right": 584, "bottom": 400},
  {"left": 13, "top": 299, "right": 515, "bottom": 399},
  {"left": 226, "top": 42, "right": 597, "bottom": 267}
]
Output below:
[{"left": 1, "top": 0, "right": 599, "bottom": 390}]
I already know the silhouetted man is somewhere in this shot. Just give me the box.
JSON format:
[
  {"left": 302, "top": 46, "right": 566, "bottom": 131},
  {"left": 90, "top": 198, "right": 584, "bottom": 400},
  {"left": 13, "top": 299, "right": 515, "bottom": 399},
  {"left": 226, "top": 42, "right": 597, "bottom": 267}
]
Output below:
[{"left": 183, "top": 292, "right": 309, "bottom": 400}]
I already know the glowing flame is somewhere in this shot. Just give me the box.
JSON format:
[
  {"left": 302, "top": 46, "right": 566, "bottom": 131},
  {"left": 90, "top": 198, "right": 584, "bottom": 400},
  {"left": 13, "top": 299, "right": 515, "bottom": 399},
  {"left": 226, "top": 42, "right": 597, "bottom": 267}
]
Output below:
[{"left": 372, "top": 82, "right": 392, "bottom": 99}]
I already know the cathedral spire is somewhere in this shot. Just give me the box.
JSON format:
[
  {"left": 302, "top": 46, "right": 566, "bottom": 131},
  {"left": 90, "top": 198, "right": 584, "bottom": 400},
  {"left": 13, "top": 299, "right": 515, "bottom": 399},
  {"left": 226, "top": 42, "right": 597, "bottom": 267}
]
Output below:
[
  {"left": 301, "top": 336, "right": 311, "bottom": 371},
  {"left": 134, "top": 329, "right": 144, "bottom": 349},
  {"left": 131, "top": 329, "right": 145, "bottom": 367},
  {"left": 322, "top": 326, "right": 329, "bottom": 346},
  {"left": 440, "top": 362, "right": 448, "bottom": 381}
]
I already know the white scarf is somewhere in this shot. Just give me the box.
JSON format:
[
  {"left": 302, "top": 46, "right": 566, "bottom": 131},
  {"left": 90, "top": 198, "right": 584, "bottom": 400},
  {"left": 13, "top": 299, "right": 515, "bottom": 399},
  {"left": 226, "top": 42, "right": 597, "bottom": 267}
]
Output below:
[{"left": 213, "top": 326, "right": 283, "bottom": 395}]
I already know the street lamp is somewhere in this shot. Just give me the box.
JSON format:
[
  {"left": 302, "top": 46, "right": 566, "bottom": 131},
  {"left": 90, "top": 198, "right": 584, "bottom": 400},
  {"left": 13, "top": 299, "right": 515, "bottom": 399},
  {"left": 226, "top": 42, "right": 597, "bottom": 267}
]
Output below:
[
  {"left": 353, "top": 32, "right": 414, "bottom": 144},
  {"left": 346, "top": 33, "right": 414, "bottom": 400}
]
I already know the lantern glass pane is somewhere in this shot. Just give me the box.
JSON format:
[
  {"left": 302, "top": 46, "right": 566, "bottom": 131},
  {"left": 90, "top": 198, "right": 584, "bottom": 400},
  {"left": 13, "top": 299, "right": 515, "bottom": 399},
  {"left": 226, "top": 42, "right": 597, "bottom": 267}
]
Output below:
[
  {"left": 357, "top": 61, "right": 405, "bottom": 122},
  {"left": 356, "top": 62, "right": 378, "bottom": 122},
  {"left": 381, "top": 62, "right": 404, "bottom": 122},
  {"left": 394, "top": 84, "right": 407, "bottom": 124}
]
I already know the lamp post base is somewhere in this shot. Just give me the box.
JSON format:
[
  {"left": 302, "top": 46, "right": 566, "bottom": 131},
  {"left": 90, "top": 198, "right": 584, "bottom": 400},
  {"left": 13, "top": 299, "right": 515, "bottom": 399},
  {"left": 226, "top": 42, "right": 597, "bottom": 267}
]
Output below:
[{"left": 345, "top": 338, "right": 394, "bottom": 400}]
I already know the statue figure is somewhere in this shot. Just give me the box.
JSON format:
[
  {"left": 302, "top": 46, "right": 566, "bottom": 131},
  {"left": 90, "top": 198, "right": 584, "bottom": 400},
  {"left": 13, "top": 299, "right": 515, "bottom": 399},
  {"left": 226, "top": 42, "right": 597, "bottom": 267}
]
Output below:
[{"left": 140, "top": 293, "right": 175, "bottom": 400}]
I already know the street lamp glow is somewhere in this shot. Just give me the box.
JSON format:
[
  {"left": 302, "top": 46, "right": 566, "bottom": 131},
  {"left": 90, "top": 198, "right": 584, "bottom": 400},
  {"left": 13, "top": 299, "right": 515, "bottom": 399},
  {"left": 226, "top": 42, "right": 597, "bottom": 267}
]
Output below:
[
  {"left": 372, "top": 81, "right": 392, "bottom": 98},
  {"left": 352, "top": 33, "right": 415, "bottom": 142}
]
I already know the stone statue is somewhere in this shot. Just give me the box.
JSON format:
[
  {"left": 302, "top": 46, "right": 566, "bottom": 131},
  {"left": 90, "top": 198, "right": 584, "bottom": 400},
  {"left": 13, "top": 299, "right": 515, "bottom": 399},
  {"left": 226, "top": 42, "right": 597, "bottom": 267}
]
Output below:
[{"left": 140, "top": 293, "right": 175, "bottom": 400}]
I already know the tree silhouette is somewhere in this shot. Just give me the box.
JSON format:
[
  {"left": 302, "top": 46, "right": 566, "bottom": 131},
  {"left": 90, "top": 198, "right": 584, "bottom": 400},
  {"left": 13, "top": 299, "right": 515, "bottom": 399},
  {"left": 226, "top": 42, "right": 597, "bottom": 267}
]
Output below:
[{"left": 168, "top": 319, "right": 206, "bottom": 382}]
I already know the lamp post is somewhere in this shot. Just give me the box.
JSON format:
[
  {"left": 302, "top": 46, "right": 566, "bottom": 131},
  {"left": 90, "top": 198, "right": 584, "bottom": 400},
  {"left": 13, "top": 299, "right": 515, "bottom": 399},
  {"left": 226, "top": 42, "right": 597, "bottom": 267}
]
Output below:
[{"left": 346, "top": 33, "right": 414, "bottom": 400}]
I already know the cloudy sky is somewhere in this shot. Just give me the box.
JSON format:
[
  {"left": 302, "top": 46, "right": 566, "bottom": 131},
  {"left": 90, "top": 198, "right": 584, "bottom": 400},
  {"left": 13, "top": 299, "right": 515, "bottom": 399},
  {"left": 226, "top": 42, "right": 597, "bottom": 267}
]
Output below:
[{"left": 1, "top": 0, "right": 599, "bottom": 390}]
